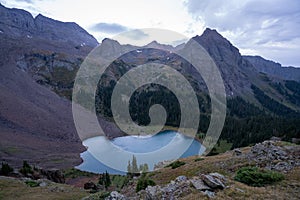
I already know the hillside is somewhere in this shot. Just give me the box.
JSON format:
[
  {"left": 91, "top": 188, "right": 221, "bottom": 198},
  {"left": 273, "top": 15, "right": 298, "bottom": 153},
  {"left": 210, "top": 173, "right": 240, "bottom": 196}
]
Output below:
[
  {"left": 0, "top": 140, "right": 299, "bottom": 199},
  {"left": 0, "top": 4, "right": 99, "bottom": 168}
]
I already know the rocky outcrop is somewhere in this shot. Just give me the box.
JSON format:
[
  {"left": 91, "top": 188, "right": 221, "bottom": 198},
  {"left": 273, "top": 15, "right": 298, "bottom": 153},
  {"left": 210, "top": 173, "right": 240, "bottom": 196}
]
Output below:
[
  {"left": 105, "top": 191, "right": 127, "bottom": 200},
  {"left": 247, "top": 140, "right": 300, "bottom": 173},
  {"left": 139, "top": 173, "right": 227, "bottom": 199},
  {"left": 201, "top": 173, "right": 226, "bottom": 189}
]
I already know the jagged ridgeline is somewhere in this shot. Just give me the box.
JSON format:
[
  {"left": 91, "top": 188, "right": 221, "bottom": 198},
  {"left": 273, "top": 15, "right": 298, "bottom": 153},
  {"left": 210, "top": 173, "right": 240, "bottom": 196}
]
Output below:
[{"left": 95, "top": 48, "right": 211, "bottom": 132}]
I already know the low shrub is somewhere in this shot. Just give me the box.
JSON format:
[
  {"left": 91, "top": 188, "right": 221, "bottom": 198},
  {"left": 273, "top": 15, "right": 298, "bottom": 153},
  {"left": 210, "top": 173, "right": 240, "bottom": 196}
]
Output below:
[
  {"left": 0, "top": 163, "right": 14, "bottom": 175},
  {"left": 136, "top": 174, "right": 156, "bottom": 192},
  {"left": 19, "top": 161, "right": 33, "bottom": 176},
  {"left": 64, "top": 168, "right": 95, "bottom": 178},
  {"left": 194, "top": 158, "right": 205, "bottom": 162},
  {"left": 234, "top": 167, "right": 284, "bottom": 187},
  {"left": 111, "top": 175, "right": 129, "bottom": 189},
  {"left": 25, "top": 180, "right": 39, "bottom": 187},
  {"left": 166, "top": 161, "right": 186, "bottom": 169}
]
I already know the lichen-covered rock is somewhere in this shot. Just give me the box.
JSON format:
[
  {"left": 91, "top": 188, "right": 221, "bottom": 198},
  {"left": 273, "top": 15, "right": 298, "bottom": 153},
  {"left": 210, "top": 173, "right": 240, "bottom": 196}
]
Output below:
[
  {"left": 201, "top": 174, "right": 225, "bottom": 189},
  {"left": 247, "top": 140, "right": 300, "bottom": 172},
  {"left": 105, "top": 191, "right": 127, "bottom": 200},
  {"left": 190, "top": 178, "right": 210, "bottom": 191},
  {"left": 233, "top": 149, "right": 242, "bottom": 156},
  {"left": 139, "top": 174, "right": 227, "bottom": 199}
]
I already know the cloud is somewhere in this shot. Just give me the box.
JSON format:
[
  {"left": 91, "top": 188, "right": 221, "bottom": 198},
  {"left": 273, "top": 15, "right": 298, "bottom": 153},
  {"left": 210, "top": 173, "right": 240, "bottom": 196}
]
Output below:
[
  {"left": 13, "top": 0, "right": 33, "bottom": 3},
  {"left": 122, "top": 29, "right": 149, "bottom": 40},
  {"left": 184, "top": 0, "right": 300, "bottom": 66},
  {"left": 90, "top": 22, "right": 129, "bottom": 34}
]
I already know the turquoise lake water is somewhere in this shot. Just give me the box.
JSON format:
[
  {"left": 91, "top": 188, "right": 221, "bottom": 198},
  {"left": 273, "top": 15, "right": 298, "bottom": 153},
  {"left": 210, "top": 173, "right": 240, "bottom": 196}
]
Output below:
[{"left": 76, "top": 131, "right": 204, "bottom": 174}]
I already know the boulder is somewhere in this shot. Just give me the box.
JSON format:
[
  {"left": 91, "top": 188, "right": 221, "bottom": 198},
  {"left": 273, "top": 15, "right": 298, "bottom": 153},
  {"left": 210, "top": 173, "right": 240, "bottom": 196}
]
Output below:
[
  {"left": 175, "top": 175, "right": 187, "bottom": 183},
  {"left": 145, "top": 185, "right": 162, "bottom": 199},
  {"left": 36, "top": 179, "right": 51, "bottom": 187},
  {"left": 201, "top": 174, "right": 225, "bottom": 189},
  {"left": 190, "top": 178, "right": 211, "bottom": 191},
  {"left": 105, "top": 191, "right": 127, "bottom": 200},
  {"left": 202, "top": 190, "right": 215, "bottom": 198},
  {"left": 233, "top": 149, "right": 242, "bottom": 156}
]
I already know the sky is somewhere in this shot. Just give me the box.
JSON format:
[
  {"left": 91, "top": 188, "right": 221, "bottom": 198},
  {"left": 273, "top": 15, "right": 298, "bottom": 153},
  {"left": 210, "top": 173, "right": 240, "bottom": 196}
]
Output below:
[{"left": 1, "top": 0, "right": 299, "bottom": 67}]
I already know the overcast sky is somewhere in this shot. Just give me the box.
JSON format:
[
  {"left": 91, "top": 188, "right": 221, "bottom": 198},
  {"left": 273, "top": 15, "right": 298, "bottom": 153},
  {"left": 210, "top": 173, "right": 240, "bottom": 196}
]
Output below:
[{"left": 1, "top": 0, "right": 299, "bottom": 67}]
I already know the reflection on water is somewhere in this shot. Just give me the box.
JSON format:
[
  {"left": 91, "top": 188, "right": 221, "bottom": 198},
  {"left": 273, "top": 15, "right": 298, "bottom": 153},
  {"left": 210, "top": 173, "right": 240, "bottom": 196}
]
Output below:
[{"left": 76, "top": 131, "right": 204, "bottom": 174}]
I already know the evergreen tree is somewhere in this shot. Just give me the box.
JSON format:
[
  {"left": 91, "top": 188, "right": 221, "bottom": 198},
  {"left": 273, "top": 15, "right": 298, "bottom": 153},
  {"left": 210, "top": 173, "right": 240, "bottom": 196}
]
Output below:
[
  {"left": 0, "top": 163, "right": 13, "bottom": 175},
  {"left": 132, "top": 155, "right": 138, "bottom": 173},
  {"left": 19, "top": 160, "right": 33, "bottom": 176},
  {"left": 105, "top": 171, "right": 111, "bottom": 189},
  {"left": 127, "top": 160, "right": 132, "bottom": 173},
  {"left": 139, "top": 163, "right": 149, "bottom": 173}
]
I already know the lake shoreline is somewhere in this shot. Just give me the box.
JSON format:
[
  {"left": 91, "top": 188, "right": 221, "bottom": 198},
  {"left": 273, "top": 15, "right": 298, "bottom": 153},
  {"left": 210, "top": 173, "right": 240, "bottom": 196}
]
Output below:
[{"left": 76, "top": 130, "right": 204, "bottom": 174}]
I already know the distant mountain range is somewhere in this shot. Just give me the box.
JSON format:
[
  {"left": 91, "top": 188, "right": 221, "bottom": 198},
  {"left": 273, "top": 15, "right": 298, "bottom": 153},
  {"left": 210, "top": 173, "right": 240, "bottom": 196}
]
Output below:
[{"left": 0, "top": 4, "right": 299, "bottom": 168}]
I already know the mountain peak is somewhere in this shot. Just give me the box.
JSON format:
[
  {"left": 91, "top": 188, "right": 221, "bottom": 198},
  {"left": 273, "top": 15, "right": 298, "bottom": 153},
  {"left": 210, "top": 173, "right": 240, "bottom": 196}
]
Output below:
[
  {"left": 203, "top": 27, "right": 219, "bottom": 34},
  {"left": 144, "top": 40, "right": 175, "bottom": 51},
  {"left": 101, "top": 38, "right": 121, "bottom": 45},
  {"left": 198, "top": 28, "right": 227, "bottom": 41},
  {"left": 191, "top": 28, "right": 241, "bottom": 65}
]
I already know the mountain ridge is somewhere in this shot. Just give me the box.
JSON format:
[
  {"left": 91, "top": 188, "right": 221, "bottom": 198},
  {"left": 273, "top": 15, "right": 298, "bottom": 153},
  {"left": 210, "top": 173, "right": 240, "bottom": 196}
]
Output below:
[{"left": 0, "top": 3, "right": 98, "bottom": 47}]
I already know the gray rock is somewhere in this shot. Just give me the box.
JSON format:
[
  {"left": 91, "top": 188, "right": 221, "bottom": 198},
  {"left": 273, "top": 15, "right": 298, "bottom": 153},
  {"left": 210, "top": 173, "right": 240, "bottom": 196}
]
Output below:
[
  {"left": 175, "top": 175, "right": 187, "bottom": 183},
  {"left": 145, "top": 185, "right": 162, "bottom": 199},
  {"left": 247, "top": 140, "right": 299, "bottom": 172},
  {"left": 235, "top": 188, "right": 245, "bottom": 193},
  {"left": 201, "top": 174, "right": 225, "bottom": 189},
  {"left": 209, "top": 173, "right": 226, "bottom": 183},
  {"left": 39, "top": 181, "right": 48, "bottom": 187},
  {"left": 273, "top": 162, "right": 293, "bottom": 172},
  {"left": 190, "top": 178, "right": 210, "bottom": 191},
  {"left": 202, "top": 190, "right": 215, "bottom": 198},
  {"left": 37, "top": 179, "right": 50, "bottom": 187},
  {"left": 105, "top": 191, "right": 127, "bottom": 200},
  {"left": 233, "top": 148, "right": 242, "bottom": 156}
]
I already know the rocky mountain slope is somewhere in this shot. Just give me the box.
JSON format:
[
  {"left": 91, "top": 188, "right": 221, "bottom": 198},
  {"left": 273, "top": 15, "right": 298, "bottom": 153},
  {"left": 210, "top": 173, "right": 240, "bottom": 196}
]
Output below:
[
  {"left": 0, "top": 4, "right": 97, "bottom": 47},
  {"left": 0, "top": 4, "right": 99, "bottom": 168},
  {"left": 244, "top": 55, "right": 300, "bottom": 81}
]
